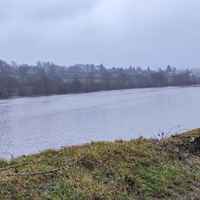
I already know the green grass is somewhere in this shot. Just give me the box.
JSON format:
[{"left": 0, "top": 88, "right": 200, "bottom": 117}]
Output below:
[{"left": 1, "top": 129, "right": 200, "bottom": 199}]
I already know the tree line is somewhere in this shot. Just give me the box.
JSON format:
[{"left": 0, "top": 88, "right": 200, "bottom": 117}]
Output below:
[{"left": 0, "top": 59, "right": 199, "bottom": 99}]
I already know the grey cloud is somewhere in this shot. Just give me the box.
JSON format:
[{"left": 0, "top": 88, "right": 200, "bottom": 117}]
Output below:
[
  {"left": 0, "top": 0, "right": 200, "bottom": 68},
  {"left": 23, "top": 0, "right": 98, "bottom": 21},
  {"left": 0, "top": 0, "right": 98, "bottom": 21}
]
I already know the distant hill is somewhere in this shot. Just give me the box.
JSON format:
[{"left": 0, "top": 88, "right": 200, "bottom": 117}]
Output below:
[
  {"left": 192, "top": 68, "right": 200, "bottom": 77},
  {"left": 0, "top": 59, "right": 200, "bottom": 99}
]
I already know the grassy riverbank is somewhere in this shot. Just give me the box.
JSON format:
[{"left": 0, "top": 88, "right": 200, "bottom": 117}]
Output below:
[{"left": 1, "top": 129, "right": 200, "bottom": 200}]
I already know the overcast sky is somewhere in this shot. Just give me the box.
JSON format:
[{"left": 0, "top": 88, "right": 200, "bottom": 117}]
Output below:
[{"left": 0, "top": 0, "right": 200, "bottom": 68}]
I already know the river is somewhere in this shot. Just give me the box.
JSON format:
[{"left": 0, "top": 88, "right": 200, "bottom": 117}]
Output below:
[{"left": 0, "top": 86, "right": 199, "bottom": 158}]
